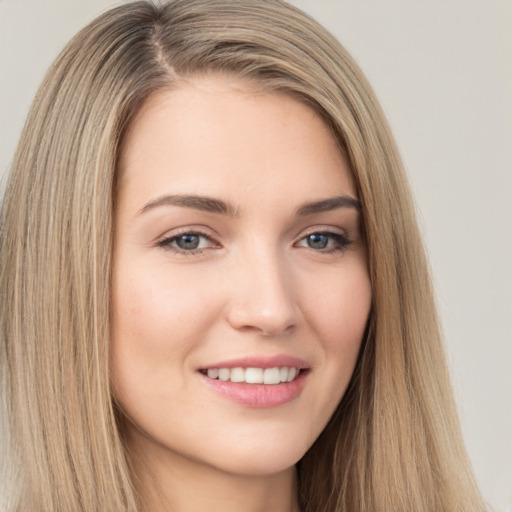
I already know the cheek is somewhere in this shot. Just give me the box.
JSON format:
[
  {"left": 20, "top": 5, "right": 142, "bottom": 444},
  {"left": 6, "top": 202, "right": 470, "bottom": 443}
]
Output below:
[
  {"left": 109, "top": 263, "right": 223, "bottom": 399},
  {"left": 305, "top": 263, "right": 372, "bottom": 354},
  {"left": 291, "top": 261, "right": 371, "bottom": 443},
  {"left": 112, "top": 261, "right": 220, "bottom": 347}
]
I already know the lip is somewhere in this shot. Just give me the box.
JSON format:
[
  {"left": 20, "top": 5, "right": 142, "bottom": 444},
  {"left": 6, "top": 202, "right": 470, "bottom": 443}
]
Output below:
[
  {"left": 197, "top": 355, "right": 310, "bottom": 408},
  {"left": 199, "top": 355, "right": 310, "bottom": 371}
]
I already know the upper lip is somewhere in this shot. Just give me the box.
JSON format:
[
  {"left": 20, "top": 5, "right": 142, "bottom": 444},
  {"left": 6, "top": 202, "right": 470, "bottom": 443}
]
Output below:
[{"left": 199, "top": 355, "right": 310, "bottom": 370}]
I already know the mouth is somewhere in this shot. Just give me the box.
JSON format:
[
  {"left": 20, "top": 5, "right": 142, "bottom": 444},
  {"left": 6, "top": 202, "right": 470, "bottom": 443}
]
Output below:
[
  {"left": 197, "top": 356, "right": 310, "bottom": 408},
  {"left": 199, "top": 366, "right": 304, "bottom": 385}
]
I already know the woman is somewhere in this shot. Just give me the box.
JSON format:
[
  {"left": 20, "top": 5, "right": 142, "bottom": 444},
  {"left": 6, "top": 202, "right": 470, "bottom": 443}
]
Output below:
[{"left": 0, "top": 1, "right": 487, "bottom": 511}]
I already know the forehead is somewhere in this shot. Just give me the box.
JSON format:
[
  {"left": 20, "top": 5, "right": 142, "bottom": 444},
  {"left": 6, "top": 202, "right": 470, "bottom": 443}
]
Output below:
[{"left": 117, "top": 76, "right": 355, "bottom": 208}]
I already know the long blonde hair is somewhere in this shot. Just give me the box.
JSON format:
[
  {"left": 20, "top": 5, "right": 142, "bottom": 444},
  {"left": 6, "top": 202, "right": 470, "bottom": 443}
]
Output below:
[{"left": 0, "top": 1, "right": 486, "bottom": 511}]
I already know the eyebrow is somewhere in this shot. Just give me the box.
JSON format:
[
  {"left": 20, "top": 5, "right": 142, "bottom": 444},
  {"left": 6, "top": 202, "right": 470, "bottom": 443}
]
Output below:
[
  {"left": 138, "top": 193, "right": 361, "bottom": 217},
  {"left": 296, "top": 195, "right": 361, "bottom": 216},
  {"left": 139, "top": 194, "right": 240, "bottom": 216}
]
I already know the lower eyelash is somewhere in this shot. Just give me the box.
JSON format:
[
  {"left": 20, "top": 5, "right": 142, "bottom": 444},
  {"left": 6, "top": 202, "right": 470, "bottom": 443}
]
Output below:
[{"left": 157, "top": 241, "right": 205, "bottom": 255}]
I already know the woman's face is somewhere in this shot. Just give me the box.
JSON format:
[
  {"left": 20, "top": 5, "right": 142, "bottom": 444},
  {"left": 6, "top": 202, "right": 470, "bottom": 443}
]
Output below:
[{"left": 111, "top": 76, "right": 372, "bottom": 476}]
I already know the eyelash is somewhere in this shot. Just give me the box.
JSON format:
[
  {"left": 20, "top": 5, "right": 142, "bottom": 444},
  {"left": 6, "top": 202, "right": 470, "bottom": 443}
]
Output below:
[
  {"left": 156, "top": 229, "right": 352, "bottom": 256},
  {"left": 296, "top": 230, "right": 352, "bottom": 253},
  {"left": 156, "top": 230, "right": 218, "bottom": 255}
]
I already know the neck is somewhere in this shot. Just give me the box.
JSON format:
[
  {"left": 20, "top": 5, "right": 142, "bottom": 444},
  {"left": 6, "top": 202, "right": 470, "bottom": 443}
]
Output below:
[{"left": 125, "top": 428, "right": 301, "bottom": 512}]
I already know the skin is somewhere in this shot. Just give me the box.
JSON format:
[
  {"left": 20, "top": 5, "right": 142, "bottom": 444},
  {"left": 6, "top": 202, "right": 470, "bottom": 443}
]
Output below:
[{"left": 111, "top": 76, "right": 372, "bottom": 512}]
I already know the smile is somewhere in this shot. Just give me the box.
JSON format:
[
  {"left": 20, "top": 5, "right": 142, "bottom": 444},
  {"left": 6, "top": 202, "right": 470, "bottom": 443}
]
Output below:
[{"left": 202, "top": 367, "right": 301, "bottom": 384}]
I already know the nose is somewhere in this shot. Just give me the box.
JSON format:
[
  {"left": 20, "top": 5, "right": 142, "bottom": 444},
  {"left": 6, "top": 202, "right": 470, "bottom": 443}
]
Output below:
[{"left": 226, "top": 248, "right": 299, "bottom": 337}]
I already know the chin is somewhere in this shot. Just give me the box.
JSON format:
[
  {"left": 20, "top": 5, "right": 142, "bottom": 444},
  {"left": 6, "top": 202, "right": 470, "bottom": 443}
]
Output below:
[
  {"left": 206, "top": 448, "right": 304, "bottom": 477},
  {"left": 198, "top": 428, "right": 314, "bottom": 477}
]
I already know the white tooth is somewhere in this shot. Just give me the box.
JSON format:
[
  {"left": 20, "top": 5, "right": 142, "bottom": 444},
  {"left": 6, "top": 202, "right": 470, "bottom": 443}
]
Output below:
[
  {"left": 230, "top": 367, "right": 245, "bottom": 383},
  {"left": 207, "top": 368, "right": 219, "bottom": 379},
  {"left": 263, "top": 367, "right": 280, "bottom": 385},
  {"left": 287, "top": 368, "right": 297, "bottom": 382},
  {"left": 218, "top": 368, "right": 230, "bottom": 381},
  {"left": 279, "top": 367, "right": 289, "bottom": 383},
  {"left": 245, "top": 367, "right": 263, "bottom": 384}
]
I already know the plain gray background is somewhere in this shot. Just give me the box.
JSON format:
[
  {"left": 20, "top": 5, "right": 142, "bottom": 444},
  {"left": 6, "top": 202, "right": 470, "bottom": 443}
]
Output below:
[{"left": 1, "top": 1, "right": 511, "bottom": 510}]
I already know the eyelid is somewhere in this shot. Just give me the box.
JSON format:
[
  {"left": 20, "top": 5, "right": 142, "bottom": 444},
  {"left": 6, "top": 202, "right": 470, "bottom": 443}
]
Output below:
[
  {"left": 155, "top": 224, "right": 219, "bottom": 243},
  {"left": 295, "top": 225, "right": 348, "bottom": 240}
]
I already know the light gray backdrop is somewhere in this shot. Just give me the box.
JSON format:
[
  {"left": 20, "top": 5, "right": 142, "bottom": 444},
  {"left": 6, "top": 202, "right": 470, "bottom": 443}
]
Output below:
[{"left": 0, "top": 1, "right": 510, "bottom": 510}]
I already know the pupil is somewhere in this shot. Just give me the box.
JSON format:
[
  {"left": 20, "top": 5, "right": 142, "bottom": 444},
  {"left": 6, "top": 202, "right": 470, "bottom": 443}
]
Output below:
[
  {"left": 308, "top": 234, "right": 328, "bottom": 249},
  {"left": 177, "top": 234, "right": 200, "bottom": 250}
]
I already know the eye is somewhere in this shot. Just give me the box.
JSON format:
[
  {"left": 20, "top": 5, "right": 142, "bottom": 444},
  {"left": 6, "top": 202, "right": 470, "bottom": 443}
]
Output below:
[
  {"left": 296, "top": 231, "right": 352, "bottom": 252},
  {"left": 156, "top": 231, "right": 218, "bottom": 254},
  {"left": 305, "top": 233, "right": 330, "bottom": 249},
  {"left": 174, "top": 234, "right": 202, "bottom": 250}
]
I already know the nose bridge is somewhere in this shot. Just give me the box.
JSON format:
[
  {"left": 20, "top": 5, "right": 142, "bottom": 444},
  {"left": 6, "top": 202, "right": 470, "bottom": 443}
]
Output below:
[{"left": 226, "top": 239, "right": 297, "bottom": 335}]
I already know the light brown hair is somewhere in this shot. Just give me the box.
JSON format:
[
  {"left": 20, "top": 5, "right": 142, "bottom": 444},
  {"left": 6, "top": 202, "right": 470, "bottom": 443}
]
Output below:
[{"left": 0, "top": 1, "right": 486, "bottom": 510}]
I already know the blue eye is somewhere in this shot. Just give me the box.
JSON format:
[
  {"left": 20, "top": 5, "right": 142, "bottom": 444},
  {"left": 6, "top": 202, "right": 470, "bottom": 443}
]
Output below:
[
  {"left": 175, "top": 234, "right": 201, "bottom": 250},
  {"left": 306, "top": 233, "right": 329, "bottom": 249},
  {"left": 157, "top": 231, "right": 216, "bottom": 254},
  {"left": 297, "top": 231, "right": 351, "bottom": 252}
]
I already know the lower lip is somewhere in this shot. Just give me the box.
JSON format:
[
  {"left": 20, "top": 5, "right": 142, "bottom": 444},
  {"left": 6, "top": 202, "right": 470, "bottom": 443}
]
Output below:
[{"left": 198, "top": 370, "right": 309, "bottom": 408}]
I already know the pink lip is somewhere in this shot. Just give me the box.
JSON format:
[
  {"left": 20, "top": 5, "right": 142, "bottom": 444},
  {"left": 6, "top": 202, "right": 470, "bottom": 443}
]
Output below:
[
  {"left": 199, "top": 355, "right": 310, "bottom": 371},
  {"left": 199, "top": 371, "right": 308, "bottom": 408},
  {"left": 197, "top": 354, "right": 310, "bottom": 408}
]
